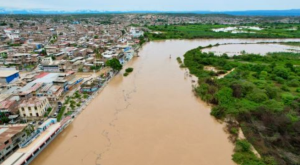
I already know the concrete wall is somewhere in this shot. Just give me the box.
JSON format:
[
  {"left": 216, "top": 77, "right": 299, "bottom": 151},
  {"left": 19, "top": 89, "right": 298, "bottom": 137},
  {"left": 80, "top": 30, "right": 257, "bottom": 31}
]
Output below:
[{"left": 19, "top": 99, "right": 50, "bottom": 118}]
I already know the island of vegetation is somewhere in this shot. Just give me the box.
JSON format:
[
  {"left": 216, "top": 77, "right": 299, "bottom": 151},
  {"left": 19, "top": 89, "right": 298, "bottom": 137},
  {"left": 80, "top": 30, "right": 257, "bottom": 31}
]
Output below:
[
  {"left": 124, "top": 67, "right": 134, "bottom": 77},
  {"left": 183, "top": 45, "right": 300, "bottom": 165}
]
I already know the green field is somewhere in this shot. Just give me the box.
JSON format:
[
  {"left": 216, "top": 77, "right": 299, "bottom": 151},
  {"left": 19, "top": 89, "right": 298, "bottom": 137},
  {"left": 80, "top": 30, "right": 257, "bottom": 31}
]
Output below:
[
  {"left": 280, "top": 42, "right": 300, "bottom": 47},
  {"left": 146, "top": 24, "right": 300, "bottom": 39},
  {"left": 183, "top": 45, "right": 300, "bottom": 165}
]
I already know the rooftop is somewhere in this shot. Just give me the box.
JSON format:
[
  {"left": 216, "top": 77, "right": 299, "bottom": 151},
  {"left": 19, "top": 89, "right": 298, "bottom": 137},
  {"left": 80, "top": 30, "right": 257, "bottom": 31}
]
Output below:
[
  {"left": 2, "top": 122, "right": 60, "bottom": 165},
  {"left": 19, "top": 97, "right": 47, "bottom": 107},
  {"left": 0, "top": 70, "right": 19, "bottom": 78},
  {"left": 0, "top": 125, "right": 27, "bottom": 145}
]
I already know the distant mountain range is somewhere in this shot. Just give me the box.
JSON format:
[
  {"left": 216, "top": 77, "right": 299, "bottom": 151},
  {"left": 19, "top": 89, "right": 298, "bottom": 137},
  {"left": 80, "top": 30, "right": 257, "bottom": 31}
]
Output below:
[{"left": 0, "top": 8, "right": 299, "bottom": 16}]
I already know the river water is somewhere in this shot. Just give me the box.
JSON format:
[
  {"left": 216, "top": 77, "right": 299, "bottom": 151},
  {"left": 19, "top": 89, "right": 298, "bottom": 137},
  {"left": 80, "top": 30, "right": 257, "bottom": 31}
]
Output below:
[{"left": 31, "top": 39, "right": 300, "bottom": 165}]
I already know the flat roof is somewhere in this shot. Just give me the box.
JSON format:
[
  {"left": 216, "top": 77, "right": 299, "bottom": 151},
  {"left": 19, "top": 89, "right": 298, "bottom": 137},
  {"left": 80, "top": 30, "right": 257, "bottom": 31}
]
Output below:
[
  {"left": 0, "top": 71, "right": 19, "bottom": 78},
  {"left": 0, "top": 125, "right": 27, "bottom": 145},
  {"left": 2, "top": 123, "right": 61, "bottom": 165}
]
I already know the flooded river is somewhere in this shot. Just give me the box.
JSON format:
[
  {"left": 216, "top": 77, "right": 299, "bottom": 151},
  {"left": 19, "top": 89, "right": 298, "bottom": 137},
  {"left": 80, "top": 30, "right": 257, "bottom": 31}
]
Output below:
[{"left": 31, "top": 39, "right": 300, "bottom": 165}]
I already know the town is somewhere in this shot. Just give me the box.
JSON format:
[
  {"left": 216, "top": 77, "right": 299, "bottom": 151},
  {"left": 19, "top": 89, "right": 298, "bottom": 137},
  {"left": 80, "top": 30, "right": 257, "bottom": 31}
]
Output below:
[
  {"left": 0, "top": 14, "right": 146, "bottom": 164},
  {"left": 0, "top": 13, "right": 300, "bottom": 165}
]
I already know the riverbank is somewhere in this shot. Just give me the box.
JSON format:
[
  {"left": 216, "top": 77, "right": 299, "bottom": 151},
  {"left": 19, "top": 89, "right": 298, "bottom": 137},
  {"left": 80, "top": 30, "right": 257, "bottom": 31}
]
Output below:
[
  {"left": 30, "top": 39, "right": 300, "bottom": 165},
  {"left": 183, "top": 44, "right": 300, "bottom": 164}
]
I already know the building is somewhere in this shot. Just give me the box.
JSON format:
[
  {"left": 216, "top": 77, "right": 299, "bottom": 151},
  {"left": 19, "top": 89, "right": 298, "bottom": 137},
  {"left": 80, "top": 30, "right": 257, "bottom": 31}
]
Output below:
[
  {"left": 0, "top": 70, "right": 20, "bottom": 84},
  {"left": 18, "top": 97, "right": 51, "bottom": 119},
  {"left": 0, "top": 125, "right": 27, "bottom": 163},
  {"left": 80, "top": 78, "right": 104, "bottom": 93},
  {"left": 2, "top": 117, "right": 72, "bottom": 165},
  {"left": 39, "top": 84, "right": 63, "bottom": 102},
  {"left": 129, "top": 27, "right": 144, "bottom": 38},
  {"left": 0, "top": 96, "right": 20, "bottom": 114},
  {"left": 41, "top": 58, "right": 70, "bottom": 73}
]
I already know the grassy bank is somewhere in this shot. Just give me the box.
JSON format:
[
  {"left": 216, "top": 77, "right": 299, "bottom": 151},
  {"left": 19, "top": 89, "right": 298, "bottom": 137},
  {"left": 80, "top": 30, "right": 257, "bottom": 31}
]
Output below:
[
  {"left": 146, "top": 24, "right": 300, "bottom": 40},
  {"left": 183, "top": 45, "right": 300, "bottom": 164}
]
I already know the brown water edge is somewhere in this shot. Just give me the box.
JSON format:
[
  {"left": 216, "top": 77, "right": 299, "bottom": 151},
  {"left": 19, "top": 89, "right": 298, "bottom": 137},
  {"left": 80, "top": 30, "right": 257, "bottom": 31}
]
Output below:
[{"left": 31, "top": 39, "right": 300, "bottom": 165}]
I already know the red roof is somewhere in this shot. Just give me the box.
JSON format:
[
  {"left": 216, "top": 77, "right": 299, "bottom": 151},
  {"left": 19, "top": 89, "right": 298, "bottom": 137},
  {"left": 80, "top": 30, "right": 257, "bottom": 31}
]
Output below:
[
  {"left": 35, "top": 72, "right": 49, "bottom": 79},
  {"left": 0, "top": 100, "right": 15, "bottom": 109},
  {"left": 66, "top": 71, "right": 75, "bottom": 75}
]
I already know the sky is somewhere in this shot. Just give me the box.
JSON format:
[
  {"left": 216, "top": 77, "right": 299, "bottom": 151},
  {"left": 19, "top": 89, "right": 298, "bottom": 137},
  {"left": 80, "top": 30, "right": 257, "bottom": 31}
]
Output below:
[{"left": 0, "top": 0, "right": 299, "bottom": 11}]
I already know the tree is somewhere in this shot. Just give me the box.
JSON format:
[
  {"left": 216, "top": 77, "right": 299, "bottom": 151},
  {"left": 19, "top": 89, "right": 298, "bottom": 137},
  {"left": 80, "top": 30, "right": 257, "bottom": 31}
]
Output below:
[
  {"left": 41, "top": 49, "right": 47, "bottom": 56},
  {"left": 274, "top": 67, "right": 289, "bottom": 79},
  {"left": 96, "top": 52, "right": 102, "bottom": 59},
  {"left": 106, "top": 58, "right": 123, "bottom": 71}
]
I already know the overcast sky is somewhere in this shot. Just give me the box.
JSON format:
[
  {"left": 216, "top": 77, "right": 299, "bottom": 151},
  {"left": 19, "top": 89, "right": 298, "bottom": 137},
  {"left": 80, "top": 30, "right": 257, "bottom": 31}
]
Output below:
[{"left": 1, "top": 0, "right": 299, "bottom": 11}]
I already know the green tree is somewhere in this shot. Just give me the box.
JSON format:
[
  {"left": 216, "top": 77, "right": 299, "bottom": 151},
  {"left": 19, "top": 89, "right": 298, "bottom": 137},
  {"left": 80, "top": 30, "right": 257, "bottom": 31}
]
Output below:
[
  {"left": 41, "top": 49, "right": 48, "bottom": 56},
  {"left": 106, "top": 58, "right": 123, "bottom": 71}
]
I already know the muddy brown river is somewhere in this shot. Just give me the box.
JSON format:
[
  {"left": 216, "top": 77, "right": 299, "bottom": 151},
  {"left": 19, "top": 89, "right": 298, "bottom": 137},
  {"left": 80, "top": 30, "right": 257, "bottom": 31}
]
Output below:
[{"left": 31, "top": 39, "right": 300, "bottom": 165}]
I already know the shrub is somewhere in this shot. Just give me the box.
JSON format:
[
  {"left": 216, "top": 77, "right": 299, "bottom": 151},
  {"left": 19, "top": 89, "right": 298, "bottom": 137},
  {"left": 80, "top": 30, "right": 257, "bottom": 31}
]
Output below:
[
  {"left": 281, "top": 93, "right": 296, "bottom": 105},
  {"left": 265, "top": 86, "right": 278, "bottom": 99},
  {"left": 235, "top": 139, "right": 251, "bottom": 152},
  {"left": 281, "top": 85, "right": 290, "bottom": 92},
  {"left": 176, "top": 57, "right": 183, "bottom": 64},
  {"left": 274, "top": 67, "right": 289, "bottom": 79},
  {"left": 275, "top": 77, "right": 285, "bottom": 84},
  {"left": 287, "top": 79, "right": 300, "bottom": 87},
  {"left": 57, "top": 106, "right": 66, "bottom": 122},
  {"left": 211, "top": 106, "right": 227, "bottom": 119},
  {"left": 123, "top": 72, "right": 129, "bottom": 77},
  {"left": 232, "top": 140, "right": 266, "bottom": 165},
  {"left": 125, "top": 68, "right": 134, "bottom": 73},
  {"left": 246, "top": 91, "right": 268, "bottom": 103}
]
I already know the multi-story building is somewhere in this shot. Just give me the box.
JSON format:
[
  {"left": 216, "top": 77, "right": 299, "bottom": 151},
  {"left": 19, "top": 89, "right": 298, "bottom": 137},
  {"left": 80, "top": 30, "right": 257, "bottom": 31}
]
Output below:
[
  {"left": 0, "top": 125, "right": 28, "bottom": 163},
  {"left": 18, "top": 97, "right": 51, "bottom": 119}
]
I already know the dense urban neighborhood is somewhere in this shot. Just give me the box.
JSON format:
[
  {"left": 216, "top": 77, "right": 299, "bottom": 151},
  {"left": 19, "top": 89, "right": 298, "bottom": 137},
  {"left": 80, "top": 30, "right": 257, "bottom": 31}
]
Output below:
[
  {"left": 0, "top": 13, "right": 300, "bottom": 165},
  {"left": 0, "top": 14, "right": 146, "bottom": 164}
]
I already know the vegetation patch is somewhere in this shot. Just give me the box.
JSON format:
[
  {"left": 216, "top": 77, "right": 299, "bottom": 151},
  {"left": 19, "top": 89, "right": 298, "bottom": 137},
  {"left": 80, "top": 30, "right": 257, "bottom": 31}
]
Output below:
[
  {"left": 184, "top": 45, "right": 300, "bottom": 164},
  {"left": 57, "top": 106, "right": 66, "bottom": 122},
  {"left": 176, "top": 57, "right": 183, "bottom": 64},
  {"left": 146, "top": 24, "right": 300, "bottom": 40},
  {"left": 125, "top": 67, "right": 134, "bottom": 73},
  {"left": 124, "top": 67, "right": 134, "bottom": 77},
  {"left": 106, "top": 58, "right": 123, "bottom": 71},
  {"left": 44, "top": 107, "right": 52, "bottom": 117}
]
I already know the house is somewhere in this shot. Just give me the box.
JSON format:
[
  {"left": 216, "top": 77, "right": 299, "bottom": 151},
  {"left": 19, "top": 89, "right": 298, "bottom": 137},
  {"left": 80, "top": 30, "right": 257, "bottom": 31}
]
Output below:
[
  {"left": 39, "top": 84, "right": 63, "bottom": 102},
  {"left": 0, "top": 96, "right": 20, "bottom": 114},
  {"left": 0, "top": 125, "right": 28, "bottom": 163},
  {"left": 129, "top": 27, "right": 144, "bottom": 38},
  {"left": 18, "top": 83, "right": 43, "bottom": 98},
  {"left": 18, "top": 97, "right": 51, "bottom": 119},
  {"left": 4, "top": 29, "right": 20, "bottom": 41},
  {"left": 0, "top": 70, "right": 20, "bottom": 84},
  {"left": 22, "top": 74, "right": 37, "bottom": 83},
  {"left": 41, "top": 58, "right": 69, "bottom": 72},
  {"left": 5, "top": 53, "right": 35, "bottom": 67},
  {"left": 45, "top": 46, "right": 59, "bottom": 54},
  {"left": 80, "top": 78, "right": 104, "bottom": 93},
  {"left": 62, "top": 47, "right": 79, "bottom": 56}
]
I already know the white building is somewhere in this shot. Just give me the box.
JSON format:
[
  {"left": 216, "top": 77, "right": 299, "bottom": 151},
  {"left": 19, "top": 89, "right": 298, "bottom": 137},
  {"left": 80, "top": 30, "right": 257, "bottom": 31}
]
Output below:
[
  {"left": 18, "top": 97, "right": 51, "bottom": 119},
  {"left": 4, "top": 29, "right": 19, "bottom": 40},
  {"left": 130, "top": 27, "right": 144, "bottom": 38}
]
